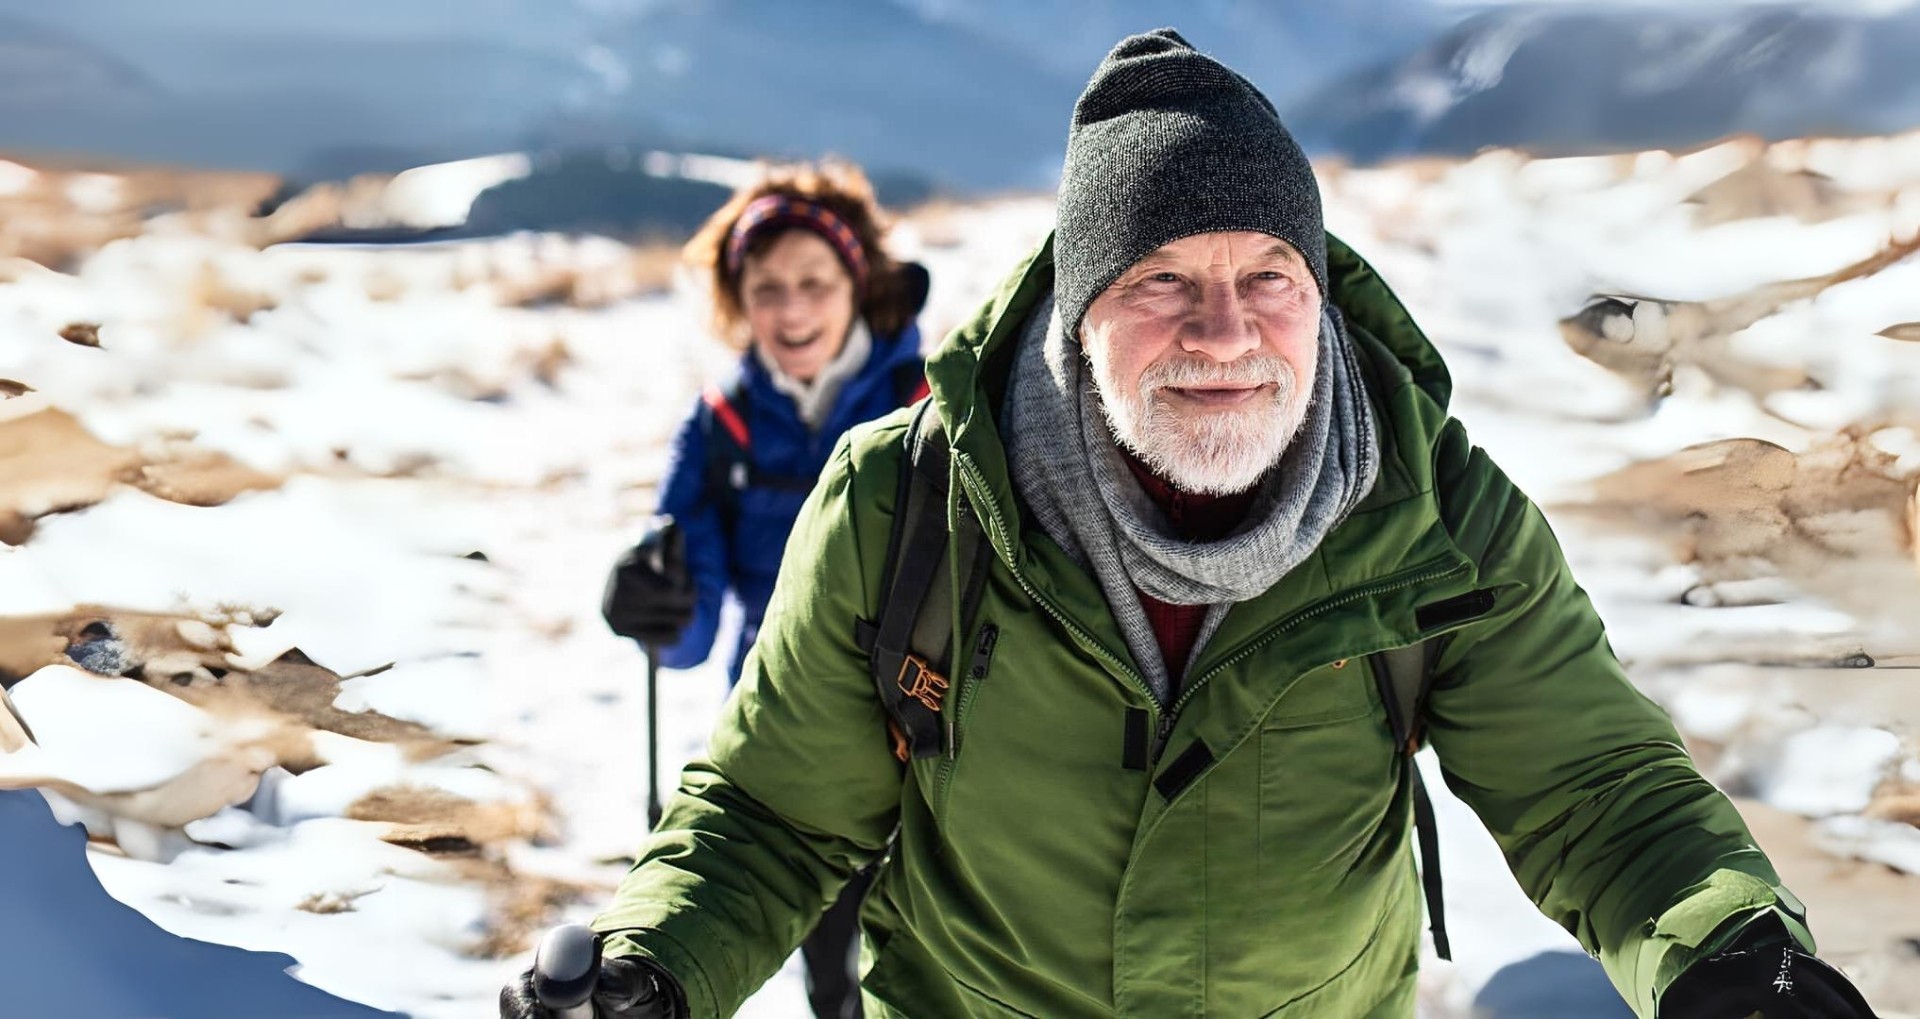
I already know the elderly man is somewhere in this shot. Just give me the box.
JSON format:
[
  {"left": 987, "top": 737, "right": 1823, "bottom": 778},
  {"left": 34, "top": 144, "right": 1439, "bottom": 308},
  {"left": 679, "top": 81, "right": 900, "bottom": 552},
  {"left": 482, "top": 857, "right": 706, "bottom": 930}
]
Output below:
[{"left": 503, "top": 30, "right": 1875, "bottom": 1019}]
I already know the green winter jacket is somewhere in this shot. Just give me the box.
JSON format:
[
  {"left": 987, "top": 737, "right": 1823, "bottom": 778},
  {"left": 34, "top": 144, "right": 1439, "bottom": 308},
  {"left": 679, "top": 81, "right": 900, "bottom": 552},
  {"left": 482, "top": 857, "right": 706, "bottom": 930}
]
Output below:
[{"left": 594, "top": 234, "right": 1812, "bottom": 1018}]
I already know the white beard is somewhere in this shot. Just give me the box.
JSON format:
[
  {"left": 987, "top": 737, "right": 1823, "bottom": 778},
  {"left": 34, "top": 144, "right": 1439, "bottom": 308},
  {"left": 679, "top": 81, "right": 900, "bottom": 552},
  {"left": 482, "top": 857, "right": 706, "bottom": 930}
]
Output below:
[{"left": 1089, "top": 350, "right": 1310, "bottom": 496}]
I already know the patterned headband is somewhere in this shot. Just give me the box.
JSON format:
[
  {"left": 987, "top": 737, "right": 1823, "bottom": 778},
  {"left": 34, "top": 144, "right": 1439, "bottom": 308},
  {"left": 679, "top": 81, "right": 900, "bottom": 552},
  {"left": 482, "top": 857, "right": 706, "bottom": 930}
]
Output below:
[{"left": 723, "top": 195, "right": 870, "bottom": 290}]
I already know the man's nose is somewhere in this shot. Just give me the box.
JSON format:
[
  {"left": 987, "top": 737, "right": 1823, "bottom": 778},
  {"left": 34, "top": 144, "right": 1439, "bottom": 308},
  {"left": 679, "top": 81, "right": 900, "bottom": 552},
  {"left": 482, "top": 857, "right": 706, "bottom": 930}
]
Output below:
[{"left": 1181, "top": 282, "right": 1261, "bottom": 362}]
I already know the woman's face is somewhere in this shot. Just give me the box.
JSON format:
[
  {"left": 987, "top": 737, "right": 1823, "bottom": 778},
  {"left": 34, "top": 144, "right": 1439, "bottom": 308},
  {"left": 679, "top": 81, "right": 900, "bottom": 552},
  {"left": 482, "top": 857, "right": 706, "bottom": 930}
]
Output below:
[{"left": 738, "top": 229, "right": 857, "bottom": 383}]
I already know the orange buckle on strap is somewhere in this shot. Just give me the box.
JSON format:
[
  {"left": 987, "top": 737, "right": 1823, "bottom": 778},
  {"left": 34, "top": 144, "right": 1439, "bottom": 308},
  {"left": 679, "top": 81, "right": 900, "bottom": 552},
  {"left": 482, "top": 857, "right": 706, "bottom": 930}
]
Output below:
[{"left": 895, "top": 654, "right": 948, "bottom": 714}]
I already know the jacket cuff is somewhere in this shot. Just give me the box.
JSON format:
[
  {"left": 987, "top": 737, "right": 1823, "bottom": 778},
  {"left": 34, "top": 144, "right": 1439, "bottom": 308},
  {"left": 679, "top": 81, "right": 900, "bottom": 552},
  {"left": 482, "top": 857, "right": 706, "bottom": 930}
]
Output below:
[
  {"left": 1627, "top": 869, "right": 1811, "bottom": 1017},
  {"left": 593, "top": 925, "right": 721, "bottom": 1019}
]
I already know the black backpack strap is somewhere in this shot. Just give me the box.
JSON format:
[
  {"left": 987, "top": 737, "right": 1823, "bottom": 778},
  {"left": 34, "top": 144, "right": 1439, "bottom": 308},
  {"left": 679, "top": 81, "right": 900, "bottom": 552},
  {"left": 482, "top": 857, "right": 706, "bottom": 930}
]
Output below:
[
  {"left": 1370, "top": 641, "right": 1451, "bottom": 960},
  {"left": 856, "top": 402, "right": 991, "bottom": 761},
  {"left": 698, "top": 381, "right": 825, "bottom": 531}
]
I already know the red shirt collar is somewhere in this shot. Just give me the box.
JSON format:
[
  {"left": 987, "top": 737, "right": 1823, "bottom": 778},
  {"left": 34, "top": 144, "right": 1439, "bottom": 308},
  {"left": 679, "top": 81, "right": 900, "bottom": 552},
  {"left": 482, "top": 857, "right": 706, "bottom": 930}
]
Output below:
[{"left": 1119, "top": 448, "right": 1258, "bottom": 543}]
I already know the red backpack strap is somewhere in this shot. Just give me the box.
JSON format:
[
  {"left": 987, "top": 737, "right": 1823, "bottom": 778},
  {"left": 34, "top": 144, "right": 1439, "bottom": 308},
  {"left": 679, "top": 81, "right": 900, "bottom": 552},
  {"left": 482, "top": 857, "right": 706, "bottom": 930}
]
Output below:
[
  {"left": 891, "top": 362, "right": 931, "bottom": 408},
  {"left": 700, "top": 383, "right": 750, "bottom": 448}
]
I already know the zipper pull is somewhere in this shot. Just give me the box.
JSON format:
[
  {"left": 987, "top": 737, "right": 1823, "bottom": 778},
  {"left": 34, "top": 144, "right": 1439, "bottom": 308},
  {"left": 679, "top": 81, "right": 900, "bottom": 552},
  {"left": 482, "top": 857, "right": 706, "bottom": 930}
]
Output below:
[
  {"left": 1151, "top": 710, "right": 1177, "bottom": 764},
  {"left": 968, "top": 624, "right": 999, "bottom": 679},
  {"left": 946, "top": 625, "right": 999, "bottom": 761}
]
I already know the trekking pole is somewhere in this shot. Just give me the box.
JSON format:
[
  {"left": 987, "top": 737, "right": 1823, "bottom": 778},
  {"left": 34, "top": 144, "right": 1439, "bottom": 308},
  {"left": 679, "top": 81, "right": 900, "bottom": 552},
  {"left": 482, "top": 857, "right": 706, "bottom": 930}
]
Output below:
[
  {"left": 644, "top": 642, "right": 663, "bottom": 830},
  {"left": 532, "top": 924, "right": 601, "bottom": 1019}
]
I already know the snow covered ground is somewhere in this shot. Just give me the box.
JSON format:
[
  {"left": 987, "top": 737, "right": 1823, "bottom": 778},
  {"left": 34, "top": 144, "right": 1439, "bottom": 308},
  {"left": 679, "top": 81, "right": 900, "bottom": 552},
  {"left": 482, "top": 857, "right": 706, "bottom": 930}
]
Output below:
[{"left": 3, "top": 132, "right": 1919, "bottom": 1016}]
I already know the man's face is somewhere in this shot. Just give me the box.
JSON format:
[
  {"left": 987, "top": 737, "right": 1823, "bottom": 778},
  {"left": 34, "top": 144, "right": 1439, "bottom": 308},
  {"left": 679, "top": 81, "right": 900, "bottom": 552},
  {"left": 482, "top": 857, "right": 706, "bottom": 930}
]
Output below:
[{"left": 1080, "top": 231, "right": 1323, "bottom": 495}]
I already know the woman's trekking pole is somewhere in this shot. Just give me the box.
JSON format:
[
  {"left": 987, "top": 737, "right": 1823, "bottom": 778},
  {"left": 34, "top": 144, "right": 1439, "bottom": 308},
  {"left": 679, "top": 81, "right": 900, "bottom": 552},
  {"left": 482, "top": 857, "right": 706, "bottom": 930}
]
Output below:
[{"left": 645, "top": 644, "right": 663, "bottom": 830}]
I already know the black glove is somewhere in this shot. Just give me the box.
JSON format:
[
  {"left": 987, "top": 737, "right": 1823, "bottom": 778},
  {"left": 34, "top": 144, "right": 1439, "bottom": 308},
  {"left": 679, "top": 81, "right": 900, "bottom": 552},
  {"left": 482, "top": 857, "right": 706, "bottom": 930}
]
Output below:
[
  {"left": 1659, "top": 914, "right": 1877, "bottom": 1018},
  {"left": 499, "top": 954, "right": 687, "bottom": 1019},
  {"left": 602, "top": 518, "right": 695, "bottom": 648}
]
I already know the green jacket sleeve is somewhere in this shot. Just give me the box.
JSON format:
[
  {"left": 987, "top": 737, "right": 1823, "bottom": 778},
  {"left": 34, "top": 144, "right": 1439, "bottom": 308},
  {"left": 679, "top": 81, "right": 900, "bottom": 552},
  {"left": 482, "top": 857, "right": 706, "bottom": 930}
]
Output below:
[
  {"left": 1424, "top": 419, "right": 1811, "bottom": 1018},
  {"left": 590, "top": 434, "right": 905, "bottom": 1018}
]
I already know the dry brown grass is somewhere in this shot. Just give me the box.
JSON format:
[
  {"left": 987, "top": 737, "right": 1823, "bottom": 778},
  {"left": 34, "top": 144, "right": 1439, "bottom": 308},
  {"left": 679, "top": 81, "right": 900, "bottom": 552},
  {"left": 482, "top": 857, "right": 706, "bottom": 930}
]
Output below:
[
  {"left": 0, "top": 156, "right": 280, "bottom": 269},
  {"left": 252, "top": 173, "right": 394, "bottom": 246},
  {"left": 1865, "top": 791, "right": 1920, "bottom": 827},
  {"left": 0, "top": 407, "right": 142, "bottom": 533},
  {"left": 526, "top": 337, "right": 573, "bottom": 389},
  {"left": 1686, "top": 158, "right": 1865, "bottom": 227},
  {"left": 1560, "top": 232, "right": 1920, "bottom": 405},
  {"left": 353, "top": 785, "right": 548, "bottom": 850},
  {"left": 466, "top": 868, "right": 605, "bottom": 959},
  {"left": 364, "top": 270, "right": 410, "bottom": 303},
  {"left": 59, "top": 322, "right": 102, "bottom": 347},
  {"left": 628, "top": 240, "right": 683, "bottom": 296},
  {"left": 128, "top": 444, "right": 282, "bottom": 507},
  {"left": 182, "top": 261, "right": 278, "bottom": 333},
  {"left": 336, "top": 783, "right": 595, "bottom": 959},
  {"left": 0, "top": 406, "right": 283, "bottom": 546},
  {"left": 1, "top": 603, "right": 456, "bottom": 764},
  {"left": 1563, "top": 429, "right": 1920, "bottom": 662},
  {"left": 296, "top": 889, "right": 376, "bottom": 915},
  {"left": 491, "top": 239, "right": 683, "bottom": 309},
  {"left": 900, "top": 197, "right": 972, "bottom": 250}
]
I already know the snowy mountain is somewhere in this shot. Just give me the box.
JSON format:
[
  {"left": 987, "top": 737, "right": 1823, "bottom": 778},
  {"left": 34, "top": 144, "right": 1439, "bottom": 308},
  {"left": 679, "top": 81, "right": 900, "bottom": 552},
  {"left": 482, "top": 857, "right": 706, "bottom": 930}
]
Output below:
[
  {"left": 12, "top": 0, "right": 1920, "bottom": 188},
  {"left": 0, "top": 6, "right": 599, "bottom": 179},
  {"left": 0, "top": 0, "right": 1444, "bottom": 189},
  {"left": 1289, "top": 4, "right": 1920, "bottom": 161}
]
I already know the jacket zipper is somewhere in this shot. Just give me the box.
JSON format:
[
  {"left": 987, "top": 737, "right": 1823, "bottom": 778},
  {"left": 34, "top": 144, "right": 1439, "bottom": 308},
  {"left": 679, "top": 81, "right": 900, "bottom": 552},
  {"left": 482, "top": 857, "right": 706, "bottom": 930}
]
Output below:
[
  {"left": 956, "top": 459, "right": 1161, "bottom": 713},
  {"left": 934, "top": 623, "right": 1000, "bottom": 817},
  {"left": 944, "top": 624, "right": 1000, "bottom": 760}
]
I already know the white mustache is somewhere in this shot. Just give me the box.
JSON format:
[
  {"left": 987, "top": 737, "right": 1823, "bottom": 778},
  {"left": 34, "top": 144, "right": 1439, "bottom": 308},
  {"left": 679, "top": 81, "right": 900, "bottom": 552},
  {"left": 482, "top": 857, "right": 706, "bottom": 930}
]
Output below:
[{"left": 1139, "top": 355, "right": 1291, "bottom": 394}]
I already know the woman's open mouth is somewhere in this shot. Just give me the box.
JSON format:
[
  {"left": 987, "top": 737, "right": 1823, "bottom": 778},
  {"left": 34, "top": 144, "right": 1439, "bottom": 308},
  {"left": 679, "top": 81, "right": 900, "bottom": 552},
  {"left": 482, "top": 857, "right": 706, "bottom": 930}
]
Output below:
[{"left": 775, "top": 331, "right": 823, "bottom": 350}]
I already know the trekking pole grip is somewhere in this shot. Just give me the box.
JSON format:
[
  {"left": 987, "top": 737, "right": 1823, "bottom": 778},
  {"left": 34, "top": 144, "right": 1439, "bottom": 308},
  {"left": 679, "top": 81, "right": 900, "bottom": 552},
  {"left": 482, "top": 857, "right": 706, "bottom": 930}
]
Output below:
[{"left": 532, "top": 924, "right": 601, "bottom": 1019}]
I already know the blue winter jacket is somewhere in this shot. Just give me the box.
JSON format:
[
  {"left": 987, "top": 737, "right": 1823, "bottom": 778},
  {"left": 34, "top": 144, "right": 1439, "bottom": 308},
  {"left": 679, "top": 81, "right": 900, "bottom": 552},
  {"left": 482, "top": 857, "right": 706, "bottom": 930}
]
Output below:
[{"left": 654, "top": 323, "right": 926, "bottom": 683}]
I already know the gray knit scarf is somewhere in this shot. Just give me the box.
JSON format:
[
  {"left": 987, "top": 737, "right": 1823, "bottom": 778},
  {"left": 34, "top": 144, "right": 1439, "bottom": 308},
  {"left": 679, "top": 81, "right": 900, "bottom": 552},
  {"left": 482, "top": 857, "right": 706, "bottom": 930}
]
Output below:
[{"left": 1002, "top": 292, "right": 1379, "bottom": 701}]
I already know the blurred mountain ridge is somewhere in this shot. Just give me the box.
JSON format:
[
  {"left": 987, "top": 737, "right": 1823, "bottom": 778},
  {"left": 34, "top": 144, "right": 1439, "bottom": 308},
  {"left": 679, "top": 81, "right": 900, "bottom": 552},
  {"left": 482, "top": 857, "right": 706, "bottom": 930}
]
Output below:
[{"left": 4, "top": 2, "right": 1920, "bottom": 198}]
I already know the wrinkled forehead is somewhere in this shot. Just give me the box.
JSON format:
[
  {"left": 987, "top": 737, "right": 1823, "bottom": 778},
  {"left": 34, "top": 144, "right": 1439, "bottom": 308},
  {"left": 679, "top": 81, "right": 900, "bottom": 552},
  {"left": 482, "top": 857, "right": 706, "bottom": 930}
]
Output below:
[{"left": 1123, "top": 231, "right": 1310, "bottom": 274}]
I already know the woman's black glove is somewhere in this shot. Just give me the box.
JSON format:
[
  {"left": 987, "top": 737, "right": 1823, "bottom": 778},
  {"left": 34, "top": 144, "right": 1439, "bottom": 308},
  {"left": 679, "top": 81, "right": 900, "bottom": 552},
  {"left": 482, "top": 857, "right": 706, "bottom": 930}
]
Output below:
[
  {"left": 601, "top": 518, "right": 695, "bottom": 648},
  {"left": 499, "top": 952, "right": 687, "bottom": 1019},
  {"left": 1659, "top": 914, "right": 1876, "bottom": 1018}
]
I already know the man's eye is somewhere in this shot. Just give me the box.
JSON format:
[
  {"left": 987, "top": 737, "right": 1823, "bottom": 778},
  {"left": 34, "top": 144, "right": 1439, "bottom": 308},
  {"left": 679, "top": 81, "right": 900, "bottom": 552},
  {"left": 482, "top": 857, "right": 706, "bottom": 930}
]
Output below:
[{"left": 1143, "top": 272, "right": 1182, "bottom": 285}]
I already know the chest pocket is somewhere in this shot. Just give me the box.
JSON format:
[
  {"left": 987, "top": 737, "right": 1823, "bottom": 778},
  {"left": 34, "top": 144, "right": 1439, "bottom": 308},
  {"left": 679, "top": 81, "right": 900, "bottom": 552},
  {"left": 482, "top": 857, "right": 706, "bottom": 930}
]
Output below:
[
  {"left": 1255, "top": 659, "right": 1401, "bottom": 893},
  {"left": 1260, "top": 659, "right": 1379, "bottom": 731}
]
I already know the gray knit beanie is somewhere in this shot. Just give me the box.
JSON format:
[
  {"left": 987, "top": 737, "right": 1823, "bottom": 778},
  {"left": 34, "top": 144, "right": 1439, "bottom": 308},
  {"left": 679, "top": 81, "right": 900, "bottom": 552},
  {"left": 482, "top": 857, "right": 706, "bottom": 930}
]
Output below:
[{"left": 1055, "top": 28, "right": 1328, "bottom": 338}]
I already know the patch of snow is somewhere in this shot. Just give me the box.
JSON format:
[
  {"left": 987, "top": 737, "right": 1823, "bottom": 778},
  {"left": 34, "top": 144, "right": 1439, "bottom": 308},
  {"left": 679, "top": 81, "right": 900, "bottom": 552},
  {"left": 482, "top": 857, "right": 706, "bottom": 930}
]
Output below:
[
  {"left": 1753, "top": 726, "right": 1902, "bottom": 817},
  {"left": 382, "top": 153, "right": 534, "bottom": 230},
  {"left": 1815, "top": 814, "right": 1920, "bottom": 876}
]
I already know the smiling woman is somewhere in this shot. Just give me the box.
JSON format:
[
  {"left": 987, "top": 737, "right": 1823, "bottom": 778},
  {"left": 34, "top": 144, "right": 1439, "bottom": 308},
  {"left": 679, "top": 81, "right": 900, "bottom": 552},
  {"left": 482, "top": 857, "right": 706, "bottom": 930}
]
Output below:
[
  {"left": 595, "top": 159, "right": 929, "bottom": 1019},
  {"left": 685, "top": 162, "right": 918, "bottom": 358},
  {"left": 624, "top": 160, "right": 930, "bottom": 681}
]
